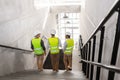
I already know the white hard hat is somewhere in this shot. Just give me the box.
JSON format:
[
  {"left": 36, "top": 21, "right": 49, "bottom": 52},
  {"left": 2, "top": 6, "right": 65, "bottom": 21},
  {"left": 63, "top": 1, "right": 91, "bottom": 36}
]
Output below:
[
  {"left": 50, "top": 29, "right": 56, "bottom": 34},
  {"left": 66, "top": 32, "right": 71, "bottom": 36},
  {"left": 34, "top": 31, "right": 40, "bottom": 36}
]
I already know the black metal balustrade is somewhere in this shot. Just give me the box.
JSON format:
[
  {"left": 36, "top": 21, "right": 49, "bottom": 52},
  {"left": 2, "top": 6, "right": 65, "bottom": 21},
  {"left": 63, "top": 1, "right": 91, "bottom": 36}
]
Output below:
[{"left": 80, "top": 0, "right": 120, "bottom": 80}]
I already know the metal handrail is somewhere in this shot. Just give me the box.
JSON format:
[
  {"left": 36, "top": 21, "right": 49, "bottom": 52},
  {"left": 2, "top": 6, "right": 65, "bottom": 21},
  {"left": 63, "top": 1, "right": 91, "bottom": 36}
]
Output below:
[
  {"left": 82, "top": 0, "right": 120, "bottom": 48},
  {"left": 81, "top": 59, "right": 120, "bottom": 73},
  {"left": 0, "top": 44, "right": 32, "bottom": 52},
  {"left": 80, "top": 1, "right": 120, "bottom": 79}
]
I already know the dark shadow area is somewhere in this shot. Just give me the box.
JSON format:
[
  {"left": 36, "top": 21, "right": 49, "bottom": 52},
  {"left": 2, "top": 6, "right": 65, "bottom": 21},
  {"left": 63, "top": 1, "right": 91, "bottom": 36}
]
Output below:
[{"left": 43, "top": 49, "right": 65, "bottom": 70}]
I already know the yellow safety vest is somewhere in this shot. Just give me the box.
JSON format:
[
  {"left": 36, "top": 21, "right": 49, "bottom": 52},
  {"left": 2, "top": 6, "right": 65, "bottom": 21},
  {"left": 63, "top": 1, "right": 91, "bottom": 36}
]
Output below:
[
  {"left": 64, "top": 39, "right": 74, "bottom": 54},
  {"left": 48, "top": 37, "right": 59, "bottom": 54},
  {"left": 32, "top": 38, "right": 44, "bottom": 55}
]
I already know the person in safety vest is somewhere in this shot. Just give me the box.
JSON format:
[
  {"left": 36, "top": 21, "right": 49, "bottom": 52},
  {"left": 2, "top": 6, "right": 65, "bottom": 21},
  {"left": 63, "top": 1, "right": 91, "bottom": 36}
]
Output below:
[
  {"left": 63, "top": 32, "right": 74, "bottom": 71},
  {"left": 47, "top": 29, "right": 62, "bottom": 72},
  {"left": 31, "top": 31, "right": 46, "bottom": 71}
]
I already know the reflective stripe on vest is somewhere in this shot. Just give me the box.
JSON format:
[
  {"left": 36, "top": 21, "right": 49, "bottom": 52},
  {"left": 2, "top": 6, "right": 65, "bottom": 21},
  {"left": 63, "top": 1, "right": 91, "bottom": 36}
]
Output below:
[
  {"left": 64, "top": 39, "right": 74, "bottom": 54},
  {"left": 48, "top": 37, "right": 59, "bottom": 54},
  {"left": 32, "top": 38, "right": 44, "bottom": 55}
]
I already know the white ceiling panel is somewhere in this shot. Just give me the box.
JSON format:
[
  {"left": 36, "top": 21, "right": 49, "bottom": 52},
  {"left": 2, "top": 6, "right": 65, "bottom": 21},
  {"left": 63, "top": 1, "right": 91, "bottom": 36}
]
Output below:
[
  {"left": 34, "top": 0, "right": 85, "bottom": 7},
  {"left": 50, "top": 5, "right": 81, "bottom": 13},
  {"left": 49, "top": 0, "right": 82, "bottom": 3}
]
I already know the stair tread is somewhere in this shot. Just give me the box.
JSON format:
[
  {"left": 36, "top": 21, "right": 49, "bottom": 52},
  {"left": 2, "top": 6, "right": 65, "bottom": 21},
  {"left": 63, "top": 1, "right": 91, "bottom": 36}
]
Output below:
[{"left": 0, "top": 70, "right": 88, "bottom": 80}]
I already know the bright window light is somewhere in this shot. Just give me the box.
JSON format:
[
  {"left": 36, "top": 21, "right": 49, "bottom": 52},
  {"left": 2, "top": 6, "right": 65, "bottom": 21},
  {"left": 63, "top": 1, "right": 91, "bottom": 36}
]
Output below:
[{"left": 34, "top": 0, "right": 86, "bottom": 9}]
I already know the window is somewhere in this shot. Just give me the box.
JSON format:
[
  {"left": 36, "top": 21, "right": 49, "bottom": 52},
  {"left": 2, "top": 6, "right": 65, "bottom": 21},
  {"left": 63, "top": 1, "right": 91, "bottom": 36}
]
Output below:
[{"left": 57, "top": 13, "right": 80, "bottom": 46}]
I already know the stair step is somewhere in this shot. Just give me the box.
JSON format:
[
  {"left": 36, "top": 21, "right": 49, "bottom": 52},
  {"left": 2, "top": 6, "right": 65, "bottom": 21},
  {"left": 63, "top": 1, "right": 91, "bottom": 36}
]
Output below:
[{"left": 0, "top": 70, "right": 88, "bottom": 80}]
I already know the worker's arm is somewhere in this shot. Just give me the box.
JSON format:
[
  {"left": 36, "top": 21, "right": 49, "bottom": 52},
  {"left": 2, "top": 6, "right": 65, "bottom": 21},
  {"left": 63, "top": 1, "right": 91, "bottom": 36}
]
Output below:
[
  {"left": 31, "top": 40, "right": 36, "bottom": 57},
  {"left": 58, "top": 38, "right": 62, "bottom": 48},
  {"left": 63, "top": 41, "right": 67, "bottom": 52},
  {"left": 41, "top": 39, "right": 46, "bottom": 55},
  {"left": 31, "top": 41, "right": 34, "bottom": 50},
  {"left": 46, "top": 40, "right": 50, "bottom": 50}
]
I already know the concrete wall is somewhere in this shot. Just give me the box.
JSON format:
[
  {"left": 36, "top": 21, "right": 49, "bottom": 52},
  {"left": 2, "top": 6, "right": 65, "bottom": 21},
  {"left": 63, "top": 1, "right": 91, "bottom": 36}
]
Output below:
[
  {"left": 43, "top": 13, "right": 58, "bottom": 38},
  {"left": 80, "top": 0, "right": 120, "bottom": 80},
  {"left": 0, "top": 0, "right": 50, "bottom": 50},
  {"left": 80, "top": 0, "right": 117, "bottom": 44},
  {"left": 0, "top": 0, "right": 50, "bottom": 76},
  {"left": 0, "top": 47, "right": 36, "bottom": 76}
]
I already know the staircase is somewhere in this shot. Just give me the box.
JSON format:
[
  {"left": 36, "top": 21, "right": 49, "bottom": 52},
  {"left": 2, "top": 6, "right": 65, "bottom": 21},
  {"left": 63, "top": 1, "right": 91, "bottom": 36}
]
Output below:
[{"left": 0, "top": 70, "right": 87, "bottom": 80}]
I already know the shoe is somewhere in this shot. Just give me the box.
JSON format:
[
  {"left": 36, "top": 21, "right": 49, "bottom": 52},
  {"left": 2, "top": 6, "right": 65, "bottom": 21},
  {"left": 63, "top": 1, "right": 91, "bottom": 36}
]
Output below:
[
  {"left": 56, "top": 70, "right": 59, "bottom": 72},
  {"left": 65, "top": 69, "right": 69, "bottom": 72},
  {"left": 53, "top": 70, "right": 56, "bottom": 72},
  {"left": 38, "top": 69, "right": 43, "bottom": 72},
  {"left": 68, "top": 68, "right": 72, "bottom": 71},
  {"left": 68, "top": 66, "right": 72, "bottom": 71}
]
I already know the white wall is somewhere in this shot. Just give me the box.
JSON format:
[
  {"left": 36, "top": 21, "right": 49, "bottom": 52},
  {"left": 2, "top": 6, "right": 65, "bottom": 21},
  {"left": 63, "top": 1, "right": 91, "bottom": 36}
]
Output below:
[
  {"left": 80, "top": 0, "right": 117, "bottom": 44},
  {"left": 43, "top": 13, "right": 58, "bottom": 38},
  {"left": 80, "top": 0, "right": 120, "bottom": 80},
  {"left": 0, "top": 0, "right": 50, "bottom": 76},
  {"left": 0, "top": 47, "right": 36, "bottom": 76},
  {"left": 0, "top": 0, "right": 50, "bottom": 50}
]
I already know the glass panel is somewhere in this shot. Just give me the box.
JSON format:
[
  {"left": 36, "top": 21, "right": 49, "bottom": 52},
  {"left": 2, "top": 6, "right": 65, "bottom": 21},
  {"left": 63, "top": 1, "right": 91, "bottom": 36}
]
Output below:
[
  {"left": 73, "top": 29, "right": 80, "bottom": 33},
  {"left": 72, "top": 13, "right": 76, "bottom": 18},
  {"left": 60, "top": 13, "right": 64, "bottom": 19},
  {"left": 60, "top": 24, "right": 65, "bottom": 28},
  {"left": 66, "top": 13, "right": 69, "bottom": 17},
  {"left": 66, "top": 28, "right": 72, "bottom": 33},
  {"left": 73, "top": 34, "right": 79, "bottom": 41},
  {"left": 66, "top": 24, "right": 72, "bottom": 27},
  {"left": 64, "top": 20, "right": 72, "bottom": 24},
  {"left": 69, "top": 13, "right": 73, "bottom": 18},
  {"left": 57, "top": 12, "right": 80, "bottom": 43},
  {"left": 73, "top": 24, "right": 79, "bottom": 27},
  {"left": 77, "top": 13, "right": 80, "bottom": 18},
  {"left": 60, "top": 20, "right": 65, "bottom": 24},
  {"left": 73, "top": 20, "right": 80, "bottom": 24},
  {"left": 60, "top": 28, "right": 65, "bottom": 34}
]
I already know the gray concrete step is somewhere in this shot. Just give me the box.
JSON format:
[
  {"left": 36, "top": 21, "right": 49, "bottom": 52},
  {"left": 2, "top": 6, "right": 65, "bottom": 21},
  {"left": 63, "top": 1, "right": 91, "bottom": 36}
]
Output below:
[{"left": 0, "top": 70, "right": 88, "bottom": 80}]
